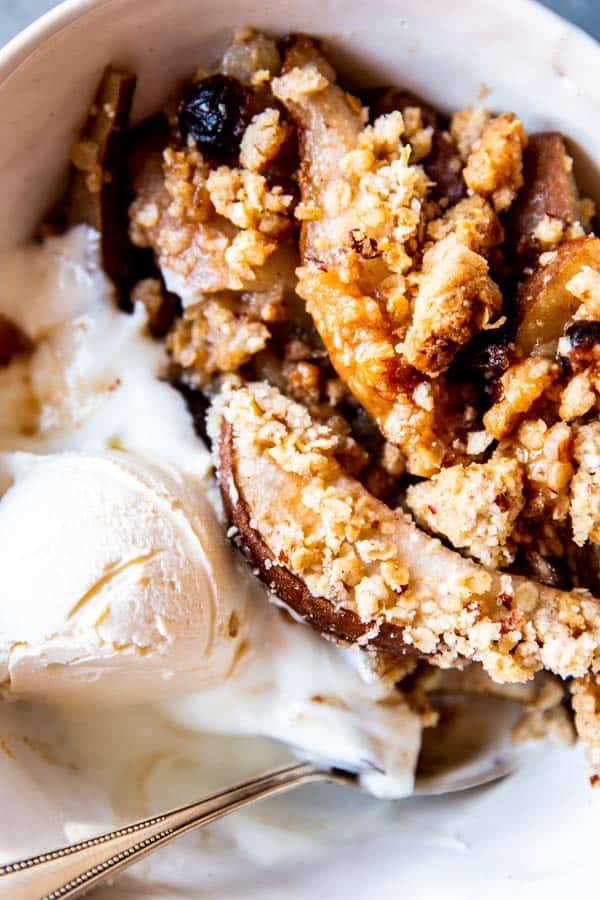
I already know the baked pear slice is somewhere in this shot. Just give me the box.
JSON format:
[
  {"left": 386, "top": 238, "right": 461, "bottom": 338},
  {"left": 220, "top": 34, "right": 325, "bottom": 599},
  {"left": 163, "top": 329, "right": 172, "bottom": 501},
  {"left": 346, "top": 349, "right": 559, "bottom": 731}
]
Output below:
[
  {"left": 210, "top": 381, "right": 600, "bottom": 684},
  {"left": 271, "top": 37, "right": 502, "bottom": 475},
  {"left": 64, "top": 67, "right": 137, "bottom": 304}
]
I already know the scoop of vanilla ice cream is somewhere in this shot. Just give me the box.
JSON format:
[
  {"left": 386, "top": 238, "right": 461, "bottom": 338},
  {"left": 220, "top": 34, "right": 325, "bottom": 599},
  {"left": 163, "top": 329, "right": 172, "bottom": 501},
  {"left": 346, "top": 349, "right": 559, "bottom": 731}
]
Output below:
[
  {"left": 0, "top": 225, "right": 422, "bottom": 796},
  {"left": 0, "top": 451, "right": 248, "bottom": 704}
]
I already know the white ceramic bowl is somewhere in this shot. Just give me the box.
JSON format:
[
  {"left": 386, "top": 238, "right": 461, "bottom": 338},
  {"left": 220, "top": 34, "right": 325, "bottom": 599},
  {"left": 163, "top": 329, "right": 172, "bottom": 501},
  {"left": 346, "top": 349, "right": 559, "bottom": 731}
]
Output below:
[{"left": 1, "top": 2, "right": 600, "bottom": 898}]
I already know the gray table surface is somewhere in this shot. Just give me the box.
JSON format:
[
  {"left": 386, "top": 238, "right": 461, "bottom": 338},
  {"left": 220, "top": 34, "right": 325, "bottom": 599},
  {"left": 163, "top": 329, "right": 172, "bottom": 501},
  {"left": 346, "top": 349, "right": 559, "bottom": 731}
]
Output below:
[{"left": 0, "top": 0, "right": 598, "bottom": 47}]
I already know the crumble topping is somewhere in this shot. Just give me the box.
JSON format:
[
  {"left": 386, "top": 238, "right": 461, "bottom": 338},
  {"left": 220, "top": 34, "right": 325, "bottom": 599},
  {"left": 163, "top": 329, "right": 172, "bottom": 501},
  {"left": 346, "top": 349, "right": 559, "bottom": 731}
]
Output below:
[
  {"left": 502, "top": 419, "right": 574, "bottom": 523},
  {"left": 239, "top": 108, "right": 290, "bottom": 171},
  {"left": 401, "top": 234, "right": 502, "bottom": 375},
  {"left": 168, "top": 297, "right": 270, "bottom": 387},
  {"left": 406, "top": 455, "right": 524, "bottom": 567},
  {"left": 463, "top": 113, "right": 527, "bottom": 212},
  {"left": 570, "top": 423, "right": 600, "bottom": 546},
  {"left": 206, "top": 166, "right": 293, "bottom": 237},
  {"left": 484, "top": 358, "right": 559, "bottom": 440},
  {"left": 450, "top": 107, "right": 491, "bottom": 162},
  {"left": 271, "top": 64, "right": 331, "bottom": 102},
  {"left": 426, "top": 195, "right": 504, "bottom": 258}
]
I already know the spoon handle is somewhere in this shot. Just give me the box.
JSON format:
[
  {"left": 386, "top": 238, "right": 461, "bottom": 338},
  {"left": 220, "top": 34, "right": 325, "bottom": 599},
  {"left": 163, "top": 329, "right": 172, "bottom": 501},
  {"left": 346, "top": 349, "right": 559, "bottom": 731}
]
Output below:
[{"left": 0, "top": 761, "right": 332, "bottom": 900}]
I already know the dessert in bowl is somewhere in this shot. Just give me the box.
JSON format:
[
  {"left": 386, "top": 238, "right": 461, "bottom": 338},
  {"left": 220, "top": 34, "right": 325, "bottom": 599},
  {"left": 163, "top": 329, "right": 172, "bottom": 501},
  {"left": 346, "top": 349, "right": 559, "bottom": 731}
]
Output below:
[{"left": 1, "top": 1, "right": 600, "bottom": 897}]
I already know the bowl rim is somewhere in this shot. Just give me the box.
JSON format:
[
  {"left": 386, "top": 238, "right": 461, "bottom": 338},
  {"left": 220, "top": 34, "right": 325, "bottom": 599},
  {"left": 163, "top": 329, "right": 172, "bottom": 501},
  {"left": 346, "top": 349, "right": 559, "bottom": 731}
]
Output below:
[{"left": 0, "top": 0, "right": 599, "bottom": 90}]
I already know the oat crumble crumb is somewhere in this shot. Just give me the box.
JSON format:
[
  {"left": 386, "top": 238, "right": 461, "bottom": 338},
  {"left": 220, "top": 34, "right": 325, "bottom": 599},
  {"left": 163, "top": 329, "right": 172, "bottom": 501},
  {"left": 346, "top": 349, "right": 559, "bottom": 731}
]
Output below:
[{"left": 463, "top": 113, "right": 527, "bottom": 212}]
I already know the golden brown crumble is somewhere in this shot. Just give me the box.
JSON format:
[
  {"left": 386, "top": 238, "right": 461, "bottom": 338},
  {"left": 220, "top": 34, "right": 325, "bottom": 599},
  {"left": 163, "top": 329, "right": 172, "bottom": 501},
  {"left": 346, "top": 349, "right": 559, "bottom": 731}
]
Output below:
[
  {"left": 168, "top": 297, "right": 270, "bottom": 386},
  {"left": 401, "top": 234, "right": 502, "bottom": 375},
  {"left": 426, "top": 195, "right": 504, "bottom": 258},
  {"left": 500, "top": 419, "right": 574, "bottom": 524},
  {"left": 239, "top": 108, "right": 290, "bottom": 171},
  {"left": 484, "top": 358, "right": 559, "bottom": 440},
  {"left": 463, "top": 113, "right": 527, "bottom": 212},
  {"left": 406, "top": 455, "right": 524, "bottom": 567},
  {"left": 206, "top": 166, "right": 293, "bottom": 237},
  {"left": 570, "top": 423, "right": 600, "bottom": 546},
  {"left": 450, "top": 108, "right": 491, "bottom": 162}
]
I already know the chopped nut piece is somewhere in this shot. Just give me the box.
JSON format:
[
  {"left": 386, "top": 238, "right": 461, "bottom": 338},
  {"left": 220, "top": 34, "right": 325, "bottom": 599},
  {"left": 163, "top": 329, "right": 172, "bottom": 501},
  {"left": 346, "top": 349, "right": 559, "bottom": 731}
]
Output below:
[
  {"left": 559, "top": 369, "right": 596, "bottom": 422},
  {"left": 463, "top": 113, "right": 527, "bottom": 212},
  {"left": 484, "top": 357, "right": 558, "bottom": 440},
  {"left": 502, "top": 420, "right": 573, "bottom": 521}
]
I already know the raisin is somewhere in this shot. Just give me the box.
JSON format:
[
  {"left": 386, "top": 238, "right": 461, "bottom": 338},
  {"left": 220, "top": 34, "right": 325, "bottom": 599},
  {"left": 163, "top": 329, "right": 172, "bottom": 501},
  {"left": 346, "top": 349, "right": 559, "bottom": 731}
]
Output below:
[
  {"left": 562, "top": 320, "right": 600, "bottom": 370},
  {"left": 178, "top": 75, "right": 252, "bottom": 157},
  {"left": 564, "top": 320, "right": 600, "bottom": 350},
  {"left": 449, "top": 329, "right": 511, "bottom": 383}
]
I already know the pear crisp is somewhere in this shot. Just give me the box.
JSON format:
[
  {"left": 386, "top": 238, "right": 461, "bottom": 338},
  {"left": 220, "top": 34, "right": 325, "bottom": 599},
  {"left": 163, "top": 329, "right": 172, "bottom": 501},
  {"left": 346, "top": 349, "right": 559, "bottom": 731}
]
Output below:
[{"left": 120, "top": 29, "right": 600, "bottom": 777}]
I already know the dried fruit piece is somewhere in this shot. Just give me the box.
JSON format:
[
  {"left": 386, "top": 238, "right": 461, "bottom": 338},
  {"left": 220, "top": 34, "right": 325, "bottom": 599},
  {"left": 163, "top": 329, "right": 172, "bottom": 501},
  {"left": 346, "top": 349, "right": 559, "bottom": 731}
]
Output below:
[
  {"left": 178, "top": 74, "right": 253, "bottom": 157},
  {"left": 561, "top": 320, "right": 600, "bottom": 371}
]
